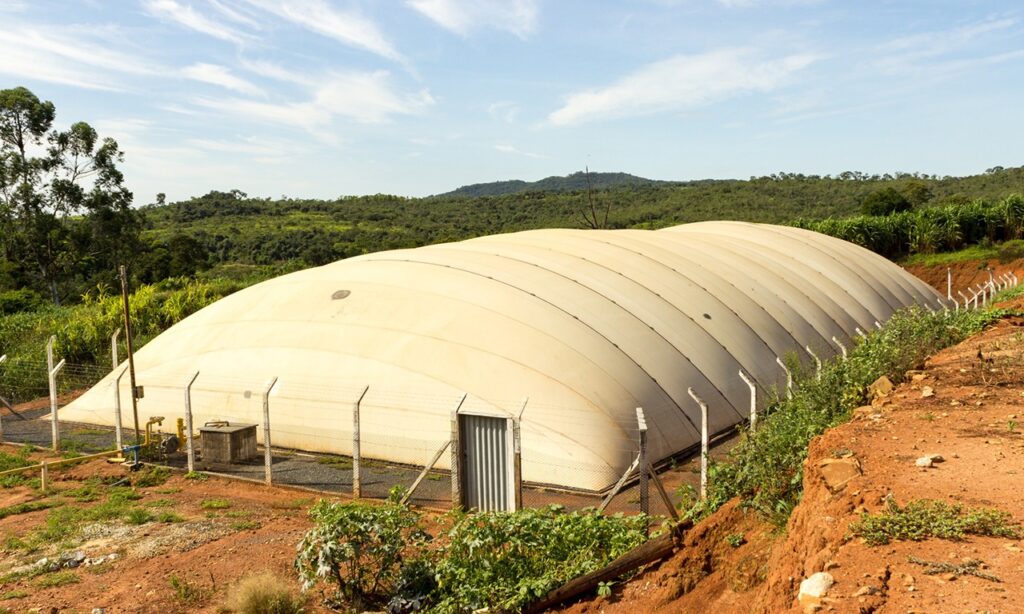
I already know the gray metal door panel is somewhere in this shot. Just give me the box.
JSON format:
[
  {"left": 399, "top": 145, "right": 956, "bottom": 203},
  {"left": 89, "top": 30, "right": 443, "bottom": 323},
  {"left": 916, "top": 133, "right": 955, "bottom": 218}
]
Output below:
[{"left": 461, "top": 414, "right": 511, "bottom": 511}]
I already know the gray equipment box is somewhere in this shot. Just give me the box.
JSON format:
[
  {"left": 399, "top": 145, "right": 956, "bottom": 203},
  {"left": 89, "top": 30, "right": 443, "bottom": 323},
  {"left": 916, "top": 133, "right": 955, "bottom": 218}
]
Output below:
[{"left": 199, "top": 422, "right": 257, "bottom": 464}]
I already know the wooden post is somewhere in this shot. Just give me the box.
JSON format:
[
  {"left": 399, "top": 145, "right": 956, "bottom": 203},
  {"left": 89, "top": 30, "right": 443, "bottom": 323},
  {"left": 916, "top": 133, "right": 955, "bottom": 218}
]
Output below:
[
  {"left": 262, "top": 377, "right": 278, "bottom": 485},
  {"left": 449, "top": 393, "right": 467, "bottom": 509},
  {"left": 111, "top": 328, "right": 121, "bottom": 370},
  {"left": 776, "top": 357, "right": 792, "bottom": 400},
  {"left": 805, "top": 345, "right": 821, "bottom": 381},
  {"left": 40, "top": 461, "right": 48, "bottom": 493},
  {"left": 647, "top": 463, "right": 680, "bottom": 521},
  {"left": 401, "top": 441, "right": 451, "bottom": 505},
  {"left": 47, "top": 337, "right": 65, "bottom": 452},
  {"left": 738, "top": 369, "right": 757, "bottom": 430},
  {"left": 113, "top": 367, "right": 128, "bottom": 451},
  {"left": 688, "top": 388, "right": 709, "bottom": 500},
  {"left": 513, "top": 397, "right": 528, "bottom": 511},
  {"left": 119, "top": 266, "right": 141, "bottom": 446},
  {"left": 599, "top": 454, "right": 639, "bottom": 512},
  {"left": 947, "top": 267, "right": 952, "bottom": 300},
  {"left": 0, "top": 354, "right": 6, "bottom": 442},
  {"left": 636, "top": 408, "right": 648, "bottom": 519},
  {"left": 352, "top": 385, "right": 369, "bottom": 498},
  {"left": 183, "top": 371, "right": 200, "bottom": 472}
]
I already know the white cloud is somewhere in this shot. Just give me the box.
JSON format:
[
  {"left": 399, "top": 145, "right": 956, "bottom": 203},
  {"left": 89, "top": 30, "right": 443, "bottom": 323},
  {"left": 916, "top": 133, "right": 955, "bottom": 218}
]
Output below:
[
  {"left": 208, "top": 0, "right": 263, "bottom": 29},
  {"left": 715, "top": 0, "right": 823, "bottom": 7},
  {"left": 494, "top": 143, "right": 544, "bottom": 158},
  {"left": 549, "top": 48, "right": 818, "bottom": 126},
  {"left": 0, "top": 26, "right": 156, "bottom": 90},
  {"left": 488, "top": 101, "right": 520, "bottom": 123},
  {"left": 142, "top": 0, "right": 247, "bottom": 44},
  {"left": 182, "top": 62, "right": 264, "bottom": 96},
  {"left": 239, "top": 58, "right": 317, "bottom": 87},
  {"left": 407, "top": 0, "right": 538, "bottom": 37},
  {"left": 193, "top": 70, "right": 433, "bottom": 131},
  {"left": 874, "top": 17, "right": 1020, "bottom": 75},
  {"left": 241, "top": 0, "right": 403, "bottom": 62}
]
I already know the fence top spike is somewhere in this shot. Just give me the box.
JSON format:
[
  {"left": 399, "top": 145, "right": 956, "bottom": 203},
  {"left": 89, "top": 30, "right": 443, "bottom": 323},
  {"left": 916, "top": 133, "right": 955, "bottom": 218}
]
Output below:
[{"left": 635, "top": 407, "right": 647, "bottom": 431}]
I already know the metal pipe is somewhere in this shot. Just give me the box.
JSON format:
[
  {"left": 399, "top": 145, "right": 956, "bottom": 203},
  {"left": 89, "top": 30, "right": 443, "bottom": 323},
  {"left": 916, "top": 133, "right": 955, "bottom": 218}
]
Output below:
[
  {"left": 262, "top": 376, "right": 278, "bottom": 485},
  {"left": 805, "top": 345, "right": 821, "bottom": 380},
  {"left": 687, "top": 388, "right": 709, "bottom": 500},
  {"left": 832, "top": 336, "right": 847, "bottom": 359},
  {"left": 775, "top": 356, "right": 792, "bottom": 399},
  {"left": 183, "top": 371, "right": 200, "bottom": 472},
  {"left": 738, "top": 369, "right": 757, "bottom": 430}
]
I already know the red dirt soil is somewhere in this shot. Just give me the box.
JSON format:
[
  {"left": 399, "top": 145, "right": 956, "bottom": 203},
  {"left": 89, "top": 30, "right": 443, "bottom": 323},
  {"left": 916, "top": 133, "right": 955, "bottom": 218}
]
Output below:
[
  {"left": 560, "top": 297, "right": 1024, "bottom": 614},
  {"left": 904, "top": 258, "right": 1024, "bottom": 298}
]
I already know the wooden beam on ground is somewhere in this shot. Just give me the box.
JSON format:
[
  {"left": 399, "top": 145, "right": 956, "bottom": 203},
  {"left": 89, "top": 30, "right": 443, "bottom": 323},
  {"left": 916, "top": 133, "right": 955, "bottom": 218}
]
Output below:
[
  {"left": 524, "top": 520, "right": 692, "bottom": 614},
  {"left": 401, "top": 440, "right": 450, "bottom": 506}
]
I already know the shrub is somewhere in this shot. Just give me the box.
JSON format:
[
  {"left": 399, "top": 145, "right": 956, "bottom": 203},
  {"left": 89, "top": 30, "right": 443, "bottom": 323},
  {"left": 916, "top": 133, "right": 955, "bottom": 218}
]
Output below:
[
  {"left": 294, "top": 500, "right": 428, "bottom": 611},
  {"left": 224, "top": 572, "right": 304, "bottom": 614},
  {"left": 997, "top": 238, "right": 1024, "bottom": 263},
  {"left": 200, "top": 498, "right": 232, "bottom": 510},
  {"left": 849, "top": 498, "right": 1021, "bottom": 545},
  {"left": 124, "top": 508, "right": 153, "bottom": 525}
]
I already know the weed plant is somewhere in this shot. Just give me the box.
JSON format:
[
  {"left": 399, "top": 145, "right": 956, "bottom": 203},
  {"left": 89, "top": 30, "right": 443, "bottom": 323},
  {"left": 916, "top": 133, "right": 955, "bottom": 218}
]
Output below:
[
  {"left": 685, "top": 305, "right": 1004, "bottom": 526},
  {"left": 849, "top": 499, "right": 1020, "bottom": 545}
]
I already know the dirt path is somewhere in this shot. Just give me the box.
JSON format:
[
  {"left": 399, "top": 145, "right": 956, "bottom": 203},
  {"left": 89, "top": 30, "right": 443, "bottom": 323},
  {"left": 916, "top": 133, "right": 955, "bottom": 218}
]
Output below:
[{"left": 560, "top": 300, "right": 1024, "bottom": 614}]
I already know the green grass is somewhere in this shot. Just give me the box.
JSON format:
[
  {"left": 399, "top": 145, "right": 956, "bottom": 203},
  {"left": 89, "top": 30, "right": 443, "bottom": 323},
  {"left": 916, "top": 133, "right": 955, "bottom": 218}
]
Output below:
[
  {"left": 0, "top": 589, "right": 28, "bottom": 599},
  {"left": 169, "top": 574, "right": 209, "bottom": 605},
  {"left": 901, "top": 243, "right": 1000, "bottom": 267},
  {"left": 230, "top": 519, "right": 260, "bottom": 531},
  {"left": 144, "top": 498, "right": 175, "bottom": 507},
  {"left": 134, "top": 466, "right": 171, "bottom": 488},
  {"left": 124, "top": 509, "right": 153, "bottom": 525},
  {"left": 849, "top": 499, "right": 1021, "bottom": 545},
  {"left": 200, "top": 498, "right": 231, "bottom": 510},
  {"left": 156, "top": 511, "right": 184, "bottom": 523},
  {"left": 315, "top": 455, "right": 353, "bottom": 470},
  {"left": 0, "top": 500, "right": 61, "bottom": 520},
  {"left": 34, "top": 571, "right": 80, "bottom": 588}
]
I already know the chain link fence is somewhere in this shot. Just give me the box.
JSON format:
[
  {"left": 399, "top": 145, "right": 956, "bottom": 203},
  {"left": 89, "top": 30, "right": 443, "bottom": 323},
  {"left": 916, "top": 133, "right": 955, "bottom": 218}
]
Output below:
[{"left": 0, "top": 351, "right": 708, "bottom": 521}]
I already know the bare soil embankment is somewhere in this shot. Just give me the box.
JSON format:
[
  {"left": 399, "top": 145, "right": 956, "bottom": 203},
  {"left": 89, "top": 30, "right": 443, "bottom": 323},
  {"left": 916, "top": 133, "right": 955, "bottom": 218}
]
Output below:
[{"left": 560, "top": 297, "right": 1024, "bottom": 614}]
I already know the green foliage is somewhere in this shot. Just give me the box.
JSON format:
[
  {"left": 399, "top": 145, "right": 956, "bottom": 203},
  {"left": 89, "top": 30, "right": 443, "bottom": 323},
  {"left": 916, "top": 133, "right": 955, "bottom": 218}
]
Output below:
[
  {"left": 156, "top": 511, "right": 184, "bottom": 523},
  {"left": 124, "top": 508, "right": 153, "bottom": 525},
  {"left": 294, "top": 500, "right": 648, "bottom": 614},
  {"left": 725, "top": 533, "right": 745, "bottom": 548},
  {"left": 200, "top": 498, "right": 232, "bottom": 510},
  {"left": 997, "top": 239, "right": 1024, "bottom": 263},
  {"left": 169, "top": 574, "right": 210, "bottom": 605},
  {"left": 849, "top": 498, "right": 1021, "bottom": 546},
  {"left": 431, "top": 506, "right": 647, "bottom": 613},
  {"left": 294, "top": 500, "right": 427, "bottom": 611},
  {"left": 688, "top": 306, "right": 1003, "bottom": 526},
  {"left": 0, "top": 500, "right": 60, "bottom": 520},
  {"left": 861, "top": 187, "right": 913, "bottom": 216},
  {"left": 0, "top": 288, "right": 43, "bottom": 315}
]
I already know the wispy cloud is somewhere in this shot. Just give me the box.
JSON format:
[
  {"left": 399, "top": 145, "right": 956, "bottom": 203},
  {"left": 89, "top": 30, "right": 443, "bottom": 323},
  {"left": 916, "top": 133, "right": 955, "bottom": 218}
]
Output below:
[
  {"left": 0, "top": 26, "right": 156, "bottom": 90},
  {"left": 208, "top": 0, "right": 262, "bottom": 29},
  {"left": 182, "top": 62, "right": 264, "bottom": 96},
  {"left": 142, "top": 0, "right": 247, "bottom": 44},
  {"left": 193, "top": 70, "right": 433, "bottom": 132},
  {"left": 494, "top": 143, "right": 544, "bottom": 158},
  {"left": 488, "top": 101, "right": 520, "bottom": 123},
  {"left": 874, "top": 17, "right": 1021, "bottom": 76},
  {"left": 241, "top": 0, "right": 404, "bottom": 62},
  {"left": 238, "top": 58, "right": 317, "bottom": 87},
  {"left": 407, "top": 0, "right": 539, "bottom": 37},
  {"left": 549, "top": 48, "right": 818, "bottom": 126},
  {"left": 716, "top": 0, "right": 823, "bottom": 7}
]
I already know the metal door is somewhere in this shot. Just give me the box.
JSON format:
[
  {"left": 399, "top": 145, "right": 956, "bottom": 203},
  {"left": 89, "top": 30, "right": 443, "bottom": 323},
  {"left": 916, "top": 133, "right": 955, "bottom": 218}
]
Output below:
[{"left": 460, "top": 414, "right": 513, "bottom": 511}]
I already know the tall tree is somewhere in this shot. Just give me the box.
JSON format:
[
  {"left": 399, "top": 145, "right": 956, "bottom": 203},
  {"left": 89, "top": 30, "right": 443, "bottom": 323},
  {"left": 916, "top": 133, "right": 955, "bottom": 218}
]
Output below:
[{"left": 0, "top": 86, "right": 138, "bottom": 304}]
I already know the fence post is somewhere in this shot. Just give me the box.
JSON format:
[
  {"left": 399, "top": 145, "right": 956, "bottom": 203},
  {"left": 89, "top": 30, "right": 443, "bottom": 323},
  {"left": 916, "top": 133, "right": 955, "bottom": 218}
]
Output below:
[
  {"left": 352, "top": 385, "right": 369, "bottom": 498},
  {"left": 513, "top": 397, "right": 528, "bottom": 512},
  {"left": 775, "top": 357, "right": 792, "bottom": 399},
  {"left": 959, "top": 290, "right": 970, "bottom": 310},
  {"left": 183, "top": 371, "right": 200, "bottom": 472},
  {"left": 262, "top": 377, "right": 278, "bottom": 485},
  {"left": 40, "top": 461, "right": 48, "bottom": 493},
  {"left": 113, "top": 367, "right": 129, "bottom": 451},
  {"left": 947, "top": 267, "right": 952, "bottom": 300},
  {"left": 635, "top": 408, "right": 648, "bottom": 520},
  {"left": 874, "top": 320, "right": 882, "bottom": 330},
  {"left": 687, "top": 388, "right": 709, "bottom": 500},
  {"left": 738, "top": 369, "right": 757, "bottom": 430},
  {"left": 855, "top": 327, "right": 867, "bottom": 339},
  {"left": 47, "top": 337, "right": 65, "bottom": 452},
  {"left": 111, "top": 328, "right": 121, "bottom": 370},
  {"left": 805, "top": 345, "right": 822, "bottom": 381},
  {"left": 449, "top": 393, "right": 468, "bottom": 509},
  {"left": 832, "top": 336, "right": 847, "bottom": 359},
  {"left": 0, "top": 354, "right": 6, "bottom": 442}
]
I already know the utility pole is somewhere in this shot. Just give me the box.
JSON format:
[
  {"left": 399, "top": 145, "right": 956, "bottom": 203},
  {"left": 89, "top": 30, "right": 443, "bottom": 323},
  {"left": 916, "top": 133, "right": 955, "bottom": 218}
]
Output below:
[{"left": 119, "top": 266, "right": 141, "bottom": 447}]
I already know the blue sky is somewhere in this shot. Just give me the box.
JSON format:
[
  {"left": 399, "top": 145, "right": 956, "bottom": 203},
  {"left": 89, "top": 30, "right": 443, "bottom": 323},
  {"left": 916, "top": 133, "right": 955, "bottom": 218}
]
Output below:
[{"left": 2, "top": 1, "right": 1022, "bottom": 203}]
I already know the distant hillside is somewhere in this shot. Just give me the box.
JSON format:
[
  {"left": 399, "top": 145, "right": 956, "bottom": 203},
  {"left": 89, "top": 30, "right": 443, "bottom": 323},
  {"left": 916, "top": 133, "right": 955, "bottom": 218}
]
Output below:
[{"left": 441, "top": 171, "right": 667, "bottom": 197}]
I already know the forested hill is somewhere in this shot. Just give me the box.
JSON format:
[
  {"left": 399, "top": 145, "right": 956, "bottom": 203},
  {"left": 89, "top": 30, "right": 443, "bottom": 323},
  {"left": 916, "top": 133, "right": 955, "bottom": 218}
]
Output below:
[
  {"left": 440, "top": 171, "right": 666, "bottom": 197},
  {"left": 135, "top": 166, "right": 1024, "bottom": 276}
]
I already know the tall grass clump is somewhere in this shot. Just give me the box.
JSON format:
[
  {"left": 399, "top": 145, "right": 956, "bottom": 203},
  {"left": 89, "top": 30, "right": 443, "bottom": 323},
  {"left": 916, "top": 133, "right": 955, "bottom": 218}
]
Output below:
[{"left": 687, "top": 305, "right": 1004, "bottom": 526}]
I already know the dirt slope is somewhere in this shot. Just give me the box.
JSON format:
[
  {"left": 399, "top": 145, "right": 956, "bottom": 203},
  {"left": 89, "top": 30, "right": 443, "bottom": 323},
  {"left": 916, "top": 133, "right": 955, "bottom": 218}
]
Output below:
[
  {"left": 561, "top": 301, "right": 1024, "bottom": 614},
  {"left": 904, "top": 258, "right": 1023, "bottom": 298}
]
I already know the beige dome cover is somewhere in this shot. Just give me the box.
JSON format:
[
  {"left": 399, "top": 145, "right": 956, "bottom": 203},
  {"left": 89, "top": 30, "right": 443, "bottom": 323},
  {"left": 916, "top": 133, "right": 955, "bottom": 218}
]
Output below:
[{"left": 62, "top": 221, "right": 941, "bottom": 490}]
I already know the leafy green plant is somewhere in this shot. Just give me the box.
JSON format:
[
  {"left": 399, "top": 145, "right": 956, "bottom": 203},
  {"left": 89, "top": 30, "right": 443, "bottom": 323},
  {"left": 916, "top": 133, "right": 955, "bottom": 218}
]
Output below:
[
  {"left": 725, "top": 533, "right": 745, "bottom": 548},
  {"left": 849, "top": 498, "right": 1021, "bottom": 546},
  {"left": 597, "top": 581, "right": 614, "bottom": 598},
  {"left": 169, "top": 574, "right": 210, "bottom": 605},
  {"left": 156, "top": 511, "right": 184, "bottom": 523},
  {"left": 430, "top": 505, "right": 647, "bottom": 613},
  {"left": 185, "top": 471, "right": 208, "bottom": 481},
  {"left": 124, "top": 508, "right": 153, "bottom": 525},
  {"left": 294, "top": 500, "right": 427, "bottom": 611},
  {"left": 34, "top": 571, "right": 80, "bottom": 588},
  {"left": 134, "top": 466, "right": 170, "bottom": 488}
]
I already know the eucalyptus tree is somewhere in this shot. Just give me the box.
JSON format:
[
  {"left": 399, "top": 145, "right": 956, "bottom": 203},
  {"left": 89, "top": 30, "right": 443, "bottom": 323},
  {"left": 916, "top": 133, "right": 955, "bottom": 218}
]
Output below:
[{"left": 0, "top": 86, "right": 139, "bottom": 304}]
